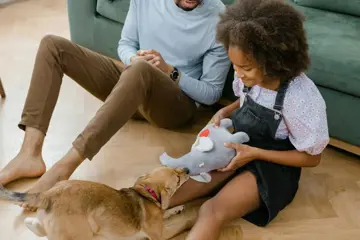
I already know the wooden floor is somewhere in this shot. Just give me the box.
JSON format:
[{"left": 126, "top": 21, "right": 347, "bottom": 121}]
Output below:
[{"left": 1, "top": 0, "right": 360, "bottom": 239}]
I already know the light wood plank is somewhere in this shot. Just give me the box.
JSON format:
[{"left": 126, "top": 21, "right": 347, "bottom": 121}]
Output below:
[{"left": 329, "top": 138, "right": 360, "bottom": 156}]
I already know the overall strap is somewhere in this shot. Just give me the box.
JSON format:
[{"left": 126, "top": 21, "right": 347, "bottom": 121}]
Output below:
[
  {"left": 273, "top": 81, "right": 290, "bottom": 111},
  {"left": 243, "top": 86, "right": 252, "bottom": 94}
]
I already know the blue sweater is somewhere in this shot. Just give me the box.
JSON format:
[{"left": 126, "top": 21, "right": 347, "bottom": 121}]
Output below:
[{"left": 117, "top": 0, "right": 231, "bottom": 105}]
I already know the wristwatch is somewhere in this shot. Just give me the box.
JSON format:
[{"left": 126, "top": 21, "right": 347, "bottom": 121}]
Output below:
[{"left": 170, "top": 67, "right": 180, "bottom": 81}]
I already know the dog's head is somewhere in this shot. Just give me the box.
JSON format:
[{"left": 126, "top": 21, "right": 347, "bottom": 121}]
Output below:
[{"left": 133, "top": 166, "right": 189, "bottom": 210}]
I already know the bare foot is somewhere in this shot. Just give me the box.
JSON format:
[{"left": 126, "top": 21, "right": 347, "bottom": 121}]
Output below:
[
  {"left": 28, "top": 162, "right": 75, "bottom": 193},
  {"left": 0, "top": 152, "right": 46, "bottom": 186},
  {"left": 20, "top": 148, "right": 84, "bottom": 211},
  {"left": 19, "top": 161, "right": 76, "bottom": 212}
]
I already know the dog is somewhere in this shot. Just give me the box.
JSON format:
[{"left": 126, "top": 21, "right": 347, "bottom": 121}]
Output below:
[{"left": 0, "top": 166, "right": 190, "bottom": 240}]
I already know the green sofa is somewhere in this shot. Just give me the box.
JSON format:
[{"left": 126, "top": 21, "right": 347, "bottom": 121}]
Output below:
[
  {"left": 284, "top": 1, "right": 360, "bottom": 154},
  {"left": 67, "top": 0, "right": 360, "bottom": 154}
]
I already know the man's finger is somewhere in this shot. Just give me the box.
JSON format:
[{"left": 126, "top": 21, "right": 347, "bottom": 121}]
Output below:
[
  {"left": 141, "top": 55, "right": 155, "bottom": 61},
  {"left": 149, "top": 58, "right": 157, "bottom": 65},
  {"left": 150, "top": 49, "right": 160, "bottom": 55},
  {"left": 142, "top": 49, "right": 157, "bottom": 55},
  {"left": 137, "top": 50, "right": 146, "bottom": 56},
  {"left": 137, "top": 50, "right": 156, "bottom": 56},
  {"left": 149, "top": 56, "right": 161, "bottom": 65},
  {"left": 153, "top": 56, "right": 161, "bottom": 61}
]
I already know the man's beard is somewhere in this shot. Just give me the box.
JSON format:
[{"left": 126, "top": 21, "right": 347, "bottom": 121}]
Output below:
[{"left": 175, "top": 0, "right": 202, "bottom": 11}]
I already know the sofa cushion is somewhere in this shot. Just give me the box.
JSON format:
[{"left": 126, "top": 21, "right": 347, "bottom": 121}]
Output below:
[
  {"left": 221, "top": 0, "right": 235, "bottom": 5},
  {"left": 293, "top": 5, "right": 360, "bottom": 97},
  {"left": 96, "top": 0, "right": 130, "bottom": 24},
  {"left": 318, "top": 86, "right": 360, "bottom": 146},
  {"left": 293, "top": 0, "right": 360, "bottom": 17}
]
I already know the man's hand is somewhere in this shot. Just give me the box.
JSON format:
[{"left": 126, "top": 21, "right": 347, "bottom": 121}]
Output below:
[
  {"left": 130, "top": 54, "right": 155, "bottom": 64},
  {"left": 217, "top": 143, "right": 259, "bottom": 172},
  {"left": 136, "top": 50, "right": 173, "bottom": 74}
]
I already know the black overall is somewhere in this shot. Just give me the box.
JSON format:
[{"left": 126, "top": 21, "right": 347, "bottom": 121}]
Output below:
[{"left": 231, "top": 81, "right": 301, "bottom": 227}]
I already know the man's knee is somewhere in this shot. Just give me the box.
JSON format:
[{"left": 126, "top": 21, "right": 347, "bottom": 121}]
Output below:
[
  {"left": 199, "top": 199, "right": 226, "bottom": 223},
  {"left": 39, "top": 34, "right": 68, "bottom": 54},
  {"left": 122, "top": 60, "right": 155, "bottom": 87},
  {"left": 128, "top": 59, "right": 154, "bottom": 72}
]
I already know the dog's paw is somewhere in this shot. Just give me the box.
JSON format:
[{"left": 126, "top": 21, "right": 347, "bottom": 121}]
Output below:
[
  {"left": 163, "top": 205, "right": 185, "bottom": 219},
  {"left": 174, "top": 205, "right": 185, "bottom": 214},
  {"left": 24, "top": 217, "right": 46, "bottom": 237}
]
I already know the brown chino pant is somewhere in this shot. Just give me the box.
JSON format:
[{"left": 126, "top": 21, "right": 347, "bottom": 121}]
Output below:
[{"left": 19, "top": 35, "right": 196, "bottom": 160}]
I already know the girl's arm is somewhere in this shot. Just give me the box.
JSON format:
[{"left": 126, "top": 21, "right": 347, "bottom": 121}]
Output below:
[
  {"left": 255, "top": 148, "right": 321, "bottom": 168},
  {"left": 219, "top": 143, "right": 321, "bottom": 172},
  {"left": 223, "top": 99, "right": 240, "bottom": 114}
]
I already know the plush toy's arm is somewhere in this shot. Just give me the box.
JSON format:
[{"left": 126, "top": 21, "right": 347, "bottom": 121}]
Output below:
[
  {"left": 190, "top": 173, "right": 212, "bottom": 183},
  {"left": 219, "top": 118, "right": 233, "bottom": 129},
  {"left": 230, "top": 132, "right": 250, "bottom": 144}
]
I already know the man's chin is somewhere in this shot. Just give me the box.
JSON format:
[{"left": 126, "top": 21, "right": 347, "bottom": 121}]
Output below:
[{"left": 177, "top": 0, "right": 201, "bottom": 11}]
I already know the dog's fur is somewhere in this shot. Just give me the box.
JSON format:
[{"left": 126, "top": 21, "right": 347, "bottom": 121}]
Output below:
[{"left": 0, "top": 166, "right": 189, "bottom": 240}]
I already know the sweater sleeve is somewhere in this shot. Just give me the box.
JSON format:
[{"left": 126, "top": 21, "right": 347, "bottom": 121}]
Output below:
[
  {"left": 178, "top": 41, "right": 231, "bottom": 106},
  {"left": 117, "top": 0, "right": 139, "bottom": 65}
]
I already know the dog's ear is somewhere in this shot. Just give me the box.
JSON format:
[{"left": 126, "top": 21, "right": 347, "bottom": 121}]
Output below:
[
  {"left": 160, "top": 187, "right": 170, "bottom": 210},
  {"left": 160, "top": 186, "right": 178, "bottom": 210}
]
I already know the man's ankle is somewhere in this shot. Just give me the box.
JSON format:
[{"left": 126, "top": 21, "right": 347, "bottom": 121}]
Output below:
[{"left": 21, "top": 127, "right": 45, "bottom": 157}]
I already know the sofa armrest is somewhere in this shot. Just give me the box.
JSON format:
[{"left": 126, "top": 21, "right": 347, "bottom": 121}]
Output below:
[{"left": 67, "top": 0, "right": 97, "bottom": 48}]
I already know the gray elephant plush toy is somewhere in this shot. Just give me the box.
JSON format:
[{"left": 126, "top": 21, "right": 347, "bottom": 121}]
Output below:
[{"left": 159, "top": 118, "right": 250, "bottom": 183}]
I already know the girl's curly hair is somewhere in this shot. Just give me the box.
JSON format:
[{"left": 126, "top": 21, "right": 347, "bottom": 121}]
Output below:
[{"left": 216, "top": 0, "right": 310, "bottom": 82}]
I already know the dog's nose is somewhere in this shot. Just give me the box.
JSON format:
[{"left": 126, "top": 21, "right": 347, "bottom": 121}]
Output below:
[{"left": 183, "top": 168, "right": 190, "bottom": 174}]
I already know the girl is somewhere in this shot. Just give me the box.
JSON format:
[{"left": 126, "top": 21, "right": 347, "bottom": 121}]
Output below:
[{"left": 169, "top": 0, "right": 330, "bottom": 239}]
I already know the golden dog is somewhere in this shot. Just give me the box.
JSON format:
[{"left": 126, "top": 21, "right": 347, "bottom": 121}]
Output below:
[{"left": 0, "top": 166, "right": 189, "bottom": 240}]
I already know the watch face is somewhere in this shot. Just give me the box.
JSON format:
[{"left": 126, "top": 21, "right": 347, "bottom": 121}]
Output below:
[
  {"left": 173, "top": 71, "right": 179, "bottom": 79},
  {"left": 172, "top": 69, "right": 179, "bottom": 80}
]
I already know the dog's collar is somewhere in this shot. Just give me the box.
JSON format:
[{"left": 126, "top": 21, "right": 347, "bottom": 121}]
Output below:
[{"left": 144, "top": 186, "right": 159, "bottom": 201}]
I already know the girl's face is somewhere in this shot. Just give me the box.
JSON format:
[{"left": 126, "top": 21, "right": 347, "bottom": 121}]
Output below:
[{"left": 228, "top": 45, "right": 280, "bottom": 90}]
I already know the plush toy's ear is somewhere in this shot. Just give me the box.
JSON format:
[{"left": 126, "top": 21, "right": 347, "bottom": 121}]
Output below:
[
  {"left": 192, "top": 136, "right": 214, "bottom": 152},
  {"left": 190, "top": 173, "right": 212, "bottom": 183},
  {"left": 219, "top": 118, "right": 234, "bottom": 129},
  {"left": 159, "top": 153, "right": 176, "bottom": 166},
  {"left": 230, "top": 132, "right": 250, "bottom": 144}
]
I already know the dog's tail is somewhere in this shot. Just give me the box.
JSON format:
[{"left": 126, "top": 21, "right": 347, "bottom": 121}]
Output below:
[{"left": 0, "top": 185, "right": 51, "bottom": 210}]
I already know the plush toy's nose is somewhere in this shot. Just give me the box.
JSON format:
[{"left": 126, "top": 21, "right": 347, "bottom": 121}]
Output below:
[{"left": 183, "top": 168, "right": 190, "bottom": 174}]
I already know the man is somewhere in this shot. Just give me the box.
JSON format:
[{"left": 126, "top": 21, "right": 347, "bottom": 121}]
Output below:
[{"left": 0, "top": 0, "right": 230, "bottom": 195}]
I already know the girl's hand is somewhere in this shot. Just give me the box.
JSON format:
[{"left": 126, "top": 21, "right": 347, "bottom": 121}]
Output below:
[
  {"left": 211, "top": 99, "right": 240, "bottom": 127},
  {"left": 218, "top": 143, "right": 259, "bottom": 172},
  {"left": 211, "top": 108, "right": 231, "bottom": 127}
]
